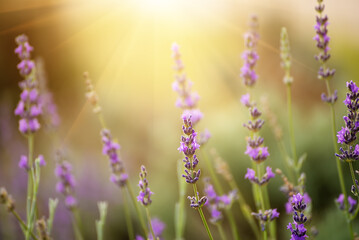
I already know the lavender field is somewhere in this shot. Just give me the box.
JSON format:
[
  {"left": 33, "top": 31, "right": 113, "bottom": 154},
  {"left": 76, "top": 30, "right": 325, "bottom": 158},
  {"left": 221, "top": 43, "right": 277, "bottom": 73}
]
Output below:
[{"left": 1, "top": 0, "right": 359, "bottom": 239}]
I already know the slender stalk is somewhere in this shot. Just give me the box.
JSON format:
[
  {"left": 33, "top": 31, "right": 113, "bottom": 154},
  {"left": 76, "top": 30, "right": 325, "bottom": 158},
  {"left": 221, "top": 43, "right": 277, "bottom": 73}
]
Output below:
[
  {"left": 348, "top": 162, "right": 359, "bottom": 201},
  {"left": 216, "top": 223, "right": 228, "bottom": 240},
  {"left": 175, "top": 159, "right": 187, "bottom": 240},
  {"left": 11, "top": 210, "right": 38, "bottom": 240},
  {"left": 127, "top": 183, "right": 148, "bottom": 238},
  {"left": 256, "top": 164, "right": 268, "bottom": 240},
  {"left": 27, "top": 161, "right": 40, "bottom": 239},
  {"left": 121, "top": 188, "right": 134, "bottom": 240},
  {"left": 71, "top": 208, "right": 84, "bottom": 240},
  {"left": 228, "top": 179, "right": 260, "bottom": 239},
  {"left": 324, "top": 80, "right": 352, "bottom": 238},
  {"left": 193, "top": 184, "right": 214, "bottom": 240},
  {"left": 26, "top": 134, "right": 35, "bottom": 240},
  {"left": 201, "top": 149, "right": 240, "bottom": 240},
  {"left": 286, "top": 85, "right": 299, "bottom": 183},
  {"left": 145, "top": 208, "right": 156, "bottom": 239}
]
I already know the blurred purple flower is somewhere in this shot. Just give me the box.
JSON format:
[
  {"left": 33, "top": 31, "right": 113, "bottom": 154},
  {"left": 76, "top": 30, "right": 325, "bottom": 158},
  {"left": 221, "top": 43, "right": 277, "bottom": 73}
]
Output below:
[
  {"left": 55, "top": 157, "right": 77, "bottom": 210},
  {"left": 14, "top": 34, "right": 42, "bottom": 134}
]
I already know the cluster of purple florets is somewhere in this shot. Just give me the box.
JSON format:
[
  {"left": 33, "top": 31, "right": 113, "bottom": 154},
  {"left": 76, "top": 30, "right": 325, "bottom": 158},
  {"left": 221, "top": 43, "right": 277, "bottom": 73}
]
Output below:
[
  {"left": 241, "top": 94, "right": 270, "bottom": 163},
  {"left": 18, "top": 154, "right": 45, "bottom": 172},
  {"left": 14, "top": 34, "right": 42, "bottom": 134},
  {"left": 178, "top": 116, "right": 201, "bottom": 184},
  {"left": 314, "top": 0, "right": 335, "bottom": 78},
  {"left": 252, "top": 209, "right": 279, "bottom": 231},
  {"left": 136, "top": 218, "right": 165, "bottom": 240},
  {"left": 137, "top": 165, "right": 153, "bottom": 206},
  {"left": 171, "top": 43, "right": 203, "bottom": 125},
  {"left": 55, "top": 160, "right": 77, "bottom": 209},
  {"left": 240, "top": 30, "right": 259, "bottom": 87},
  {"left": 287, "top": 193, "right": 308, "bottom": 240},
  {"left": 336, "top": 194, "right": 357, "bottom": 214},
  {"left": 245, "top": 166, "right": 275, "bottom": 186},
  {"left": 336, "top": 81, "right": 359, "bottom": 162},
  {"left": 101, "top": 129, "right": 128, "bottom": 187},
  {"left": 203, "top": 181, "right": 237, "bottom": 223}
]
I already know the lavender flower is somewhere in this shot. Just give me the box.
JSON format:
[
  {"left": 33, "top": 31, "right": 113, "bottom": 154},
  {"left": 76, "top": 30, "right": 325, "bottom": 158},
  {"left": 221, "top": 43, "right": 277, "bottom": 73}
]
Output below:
[
  {"left": 336, "top": 194, "right": 357, "bottom": 214},
  {"left": 314, "top": 0, "right": 337, "bottom": 103},
  {"left": 55, "top": 158, "right": 77, "bottom": 210},
  {"left": 252, "top": 209, "right": 279, "bottom": 231},
  {"left": 136, "top": 218, "right": 165, "bottom": 240},
  {"left": 287, "top": 193, "right": 308, "bottom": 240},
  {"left": 244, "top": 167, "right": 275, "bottom": 185},
  {"left": 137, "top": 165, "right": 153, "bottom": 206},
  {"left": 19, "top": 154, "right": 45, "bottom": 171},
  {"left": 240, "top": 16, "right": 259, "bottom": 87},
  {"left": 171, "top": 43, "right": 203, "bottom": 125},
  {"left": 335, "top": 81, "right": 359, "bottom": 162},
  {"left": 101, "top": 129, "right": 128, "bottom": 187},
  {"left": 198, "top": 129, "right": 211, "bottom": 146},
  {"left": 14, "top": 34, "right": 42, "bottom": 134},
  {"left": 179, "top": 116, "right": 201, "bottom": 184},
  {"left": 203, "top": 180, "right": 237, "bottom": 224}
]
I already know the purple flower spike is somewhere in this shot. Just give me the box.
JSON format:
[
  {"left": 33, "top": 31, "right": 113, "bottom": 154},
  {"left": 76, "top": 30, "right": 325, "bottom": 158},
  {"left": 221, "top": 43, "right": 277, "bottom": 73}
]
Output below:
[
  {"left": 54, "top": 153, "right": 77, "bottom": 210},
  {"left": 14, "top": 34, "right": 42, "bottom": 135},
  {"left": 171, "top": 43, "right": 203, "bottom": 126},
  {"left": 101, "top": 129, "right": 128, "bottom": 187},
  {"left": 240, "top": 32, "right": 259, "bottom": 87},
  {"left": 137, "top": 165, "right": 153, "bottom": 206},
  {"left": 314, "top": 0, "right": 337, "bottom": 105},
  {"left": 288, "top": 193, "right": 308, "bottom": 239},
  {"left": 335, "top": 81, "right": 359, "bottom": 162},
  {"left": 180, "top": 116, "right": 202, "bottom": 184}
]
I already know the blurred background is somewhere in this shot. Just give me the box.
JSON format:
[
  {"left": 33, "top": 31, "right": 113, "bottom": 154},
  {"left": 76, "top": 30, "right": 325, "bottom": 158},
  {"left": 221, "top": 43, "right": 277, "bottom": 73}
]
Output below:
[{"left": 1, "top": 0, "right": 359, "bottom": 239}]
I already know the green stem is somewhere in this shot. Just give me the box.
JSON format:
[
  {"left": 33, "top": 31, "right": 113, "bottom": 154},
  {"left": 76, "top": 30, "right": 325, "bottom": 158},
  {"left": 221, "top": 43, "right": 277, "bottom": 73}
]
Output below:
[
  {"left": 26, "top": 134, "right": 35, "bottom": 240},
  {"left": 175, "top": 159, "right": 187, "bottom": 240},
  {"left": 286, "top": 85, "right": 299, "bottom": 183},
  {"left": 228, "top": 179, "right": 260, "bottom": 239},
  {"left": 256, "top": 164, "right": 268, "bottom": 240},
  {"left": 216, "top": 223, "right": 228, "bottom": 240},
  {"left": 193, "top": 184, "right": 214, "bottom": 240},
  {"left": 201, "top": 149, "right": 240, "bottom": 240},
  {"left": 71, "top": 208, "right": 84, "bottom": 240},
  {"left": 325, "top": 79, "right": 352, "bottom": 237},
  {"left": 145, "top": 207, "right": 156, "bottom": 240},
  {"left": 348, "top": 162, "right": 359, "bottom": 201},
  {"left": 11, "top": 210, "right": 38, "bottom": 240},
  {"left": 126, "top": 183, "right": 148, "bottom": 238},
  {"left": 121, "top": 188, "right": 134, "bottom": 240},
  {"left": 28, "top": 160, "right": 42, "bottom": 240}
]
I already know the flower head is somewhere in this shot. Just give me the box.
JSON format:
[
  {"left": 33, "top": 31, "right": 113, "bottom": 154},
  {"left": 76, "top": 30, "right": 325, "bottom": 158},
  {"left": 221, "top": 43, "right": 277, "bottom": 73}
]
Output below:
[
  {"left": 101, "top": 129, "right": 128, "bottom": 187},
  {"left": 137, "top": 165, "right": 153, "bottom": 206},
  {"left": 54, "top": 152, "right": 77, "bottom": 210}
]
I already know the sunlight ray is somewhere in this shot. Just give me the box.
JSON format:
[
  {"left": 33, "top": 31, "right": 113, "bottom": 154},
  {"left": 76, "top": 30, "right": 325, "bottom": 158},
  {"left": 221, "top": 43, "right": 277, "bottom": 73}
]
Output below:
[{"left": 60, "top": 15, "right": 144, "bottom": 145}]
